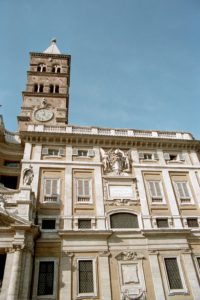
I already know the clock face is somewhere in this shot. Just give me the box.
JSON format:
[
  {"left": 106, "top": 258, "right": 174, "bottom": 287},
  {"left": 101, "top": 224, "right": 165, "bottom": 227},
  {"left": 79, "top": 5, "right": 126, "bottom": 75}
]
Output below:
[{"left": 34, "top": 109, "right": 54, "bottom": 122}]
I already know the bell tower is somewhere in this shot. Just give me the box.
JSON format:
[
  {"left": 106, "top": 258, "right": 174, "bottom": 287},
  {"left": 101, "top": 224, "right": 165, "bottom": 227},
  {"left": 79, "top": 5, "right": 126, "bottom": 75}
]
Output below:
[{"left": 18, "top": 39, "right": 71, "bottom": 131}]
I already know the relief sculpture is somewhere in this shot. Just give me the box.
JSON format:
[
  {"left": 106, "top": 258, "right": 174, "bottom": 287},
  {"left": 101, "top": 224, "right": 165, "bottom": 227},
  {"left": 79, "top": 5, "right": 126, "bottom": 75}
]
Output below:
[{"left": 100, "top": 148, "right": 131, "bottom": 175}]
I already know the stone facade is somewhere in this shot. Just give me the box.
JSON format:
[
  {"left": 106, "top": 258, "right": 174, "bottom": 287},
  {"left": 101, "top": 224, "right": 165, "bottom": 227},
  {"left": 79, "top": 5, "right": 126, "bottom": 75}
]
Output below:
[{"left": 0, "top": 41, "right": 200, "bottom": 299}]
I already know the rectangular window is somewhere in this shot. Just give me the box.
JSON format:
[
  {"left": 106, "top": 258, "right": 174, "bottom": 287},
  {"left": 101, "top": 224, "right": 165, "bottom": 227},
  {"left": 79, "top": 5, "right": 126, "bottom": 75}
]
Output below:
[
  {"left": 44, "top": 178, "right": 60, "bottom": 202},
  {"left": 78, "top": 219, "right": 92, "bottom": 229},
  {"left": 187, "top": 218, "right": 198, "bottom": 228},
  {"left": 76, "top": 179, "right": 91, "bottom": 203},
  {"left": 148, "top": 181, "right": 163, "bottom": 202},
  {"left": 42, "top": 148, "right": 65, "bottom": 156},
  {"left": 175, "top": 181, "right": 191, "bottom": 203},
  {"left": 37, "top": 261, "right": 54, "bottom": 296},
  {"left": 164, "top": 258, "right": 183, "bottom": 290},
  {"left": 41, "top": 219, "right": 56, "bottom": 230},
  {"left": 78, "top": 260, "right": 94, "bottom": 294},
  {"left": 156, "top": 218, "right": 168, "bottom": 228}
]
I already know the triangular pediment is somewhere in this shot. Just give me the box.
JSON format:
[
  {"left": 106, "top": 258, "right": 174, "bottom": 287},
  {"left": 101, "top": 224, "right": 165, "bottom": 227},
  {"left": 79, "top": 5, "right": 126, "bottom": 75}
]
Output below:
[{"left": 0, "top": 207, "right": 31, "bottom": 227}]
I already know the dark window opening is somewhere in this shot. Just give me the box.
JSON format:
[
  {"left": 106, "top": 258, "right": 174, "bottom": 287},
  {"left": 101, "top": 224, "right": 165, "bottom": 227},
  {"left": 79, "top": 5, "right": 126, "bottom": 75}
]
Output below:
[
  {"left": 78, "top": 219, "right": 91, "bottom": 229},
  {"left": 165, "top": 258, "right": 183, "bottom": 289},
  {"left": 169, "top": 154, "right": 177, "bottom": 161},
  {"left": 0, "top": 254, "right": 6, "bottom": 289},
  {"left": 4, "top": 161, "right": 20, "bottom": 168},
  {"left": 187, "top": 218, "right": 199, "bottom": 228},
  {"left": 144, "top": 153, "right": 152, "bottom": 160},
  {"left": 39, "top": 85, "right": 43, "bottom": 93},
  {"left": 78, "top": 150, "right": 88, "bottom": 157},
  {"left": 34, "top": 84, "right": 38, "bottom": 92},
  {"left": 37, "top": 66, "right": 41, "bottom": 72},
  {"left": 55, "top": 85, "right": 59, "bottom": 93},
  {"left": 156, "top": 218, "right": 169, "bottom": 228},
  {"left": 0, "top": 175, "right": 18, "bottom": 189},
  {"left": 42, "top": 219, "right": 56, "bottom": 230},
  {"left": 49, "top": 85, "right": 54, "bottom": 93},
  {"left": 57, "top": 67, "right": 61, "bottom": 73},
  {"left": 43, "top": 67, "right": 46, "bottom": 72},
  {"left": 79, "top": 260, "right": 94, "bottom": 294},
  {"left": 110, "top": 213, "right": 139, "bottom": 229},
  {"left": 37, "top": 261, "right": 54, "bottom": 296},
  {"left": 52, "top": 67, "right": 56, "bottom": 73}
]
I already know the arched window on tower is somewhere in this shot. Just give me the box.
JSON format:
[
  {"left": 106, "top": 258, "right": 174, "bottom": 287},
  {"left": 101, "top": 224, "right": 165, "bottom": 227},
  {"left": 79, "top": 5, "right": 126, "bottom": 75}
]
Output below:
[
  {"left": 49, "top": 84, "right": 59, "bottom": 94},
  {"left": 55, "top": 85, "right": 59, "bottom": 93},
  {"left": 52, "top": 65, "right": 61, "bottom": 73},
  {"left": 110, "top": 212, "right": 139, "bottom": 229},
  {"left": 49, "top": 84, "right": 54, "bottom": 93},
  {"left": 37, "top": 64, "right": 46, "bottom": 72},
  {"left": 33, "top": 84, "right": 44, "bottom": 93}
]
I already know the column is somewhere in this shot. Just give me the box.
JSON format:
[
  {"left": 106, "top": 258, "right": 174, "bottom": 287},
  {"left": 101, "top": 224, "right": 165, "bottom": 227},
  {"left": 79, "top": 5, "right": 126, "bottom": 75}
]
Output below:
[
  {"left": 134, "top": 169, "right": 151, "bottom": 229},
  {"left": 148, "top": 251, "right": 165, "bottom": 300},
  {"left": 162, "top": 169, "right": 182, "bottom": 228},
  {"left": 99, "top": 252, "right": 112, "bottom": 300},
  {"left": 7, "top": 246, "right": 23, "bottom": 300},
  {"left": 20, "top": 248, "right": 33, "bottom": 300},
  {"left": 94, "top": 167, "right": 106, "bottom": 229},
  {"left": 181, "top": 250, "right": 200, "bottom": 300},
  {"left": 59, "top": 252, "right": 73, "bottom": 300}
]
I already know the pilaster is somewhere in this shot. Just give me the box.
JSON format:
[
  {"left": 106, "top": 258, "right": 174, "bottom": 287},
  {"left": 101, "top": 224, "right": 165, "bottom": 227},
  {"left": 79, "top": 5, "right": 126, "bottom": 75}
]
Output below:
[
  {"left": 99, "top": 251, "right": 112, "bottom": 300},
  {"left": 162, "top": 169, "right": 182, "bottom": 228},
  {"left": 148, "top": 251, "right": 165, "bottom": 300}
]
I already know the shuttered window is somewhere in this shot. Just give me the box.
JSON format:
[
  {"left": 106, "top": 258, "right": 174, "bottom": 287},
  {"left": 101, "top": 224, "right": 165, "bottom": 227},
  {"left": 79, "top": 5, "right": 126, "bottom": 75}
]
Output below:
[
  {"left": 37, "top": 261, "right": 54, "bottom": 295},
  {"left": 164, "top": 258, "right": 183, "bottom": 290},
  {"left": 148, "top": 181, "right": 163, "bottom": 202},
  {"left": 76, "top": 179, "right": 91, "bottom": 202},
  {"left": 175, "top": 182, "right": 190, "bottom": 201},
  {"left": 110, "top": 213, "right": 139, "bottom": 229},
  {"left": 78, "top": 260, "right": 94, "bottom": 294},
  {"left": 44, "top": 179, "right": 60, "bottom": 202}
]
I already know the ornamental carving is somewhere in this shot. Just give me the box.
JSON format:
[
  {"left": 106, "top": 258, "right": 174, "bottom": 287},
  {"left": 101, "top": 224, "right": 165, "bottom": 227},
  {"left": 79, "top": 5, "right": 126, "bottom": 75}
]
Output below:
[
  {"left": 23, "top": 165, "right": 34, "bottom": 186},
  {"left": 100, "top": 148, "right": 131, "bottom": 175},
  {"left": 116, "top": 251, "right": 144, "bottom": 261}
]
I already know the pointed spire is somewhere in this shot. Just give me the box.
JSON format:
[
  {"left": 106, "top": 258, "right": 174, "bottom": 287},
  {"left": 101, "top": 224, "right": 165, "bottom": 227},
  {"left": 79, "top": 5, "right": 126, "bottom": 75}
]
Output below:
[{"left": 43, "top": 38, "right": 61, "bottom": 54}]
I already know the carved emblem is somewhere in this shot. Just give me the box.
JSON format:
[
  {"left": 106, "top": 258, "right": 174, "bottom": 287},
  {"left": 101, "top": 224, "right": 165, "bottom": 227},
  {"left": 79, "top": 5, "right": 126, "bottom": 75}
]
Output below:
[
  {"left": 116, "top": 251, "right": 144, "bottom": 261},
  {"left": 100, "top": 148, "right": 131, "bottom": 175}
]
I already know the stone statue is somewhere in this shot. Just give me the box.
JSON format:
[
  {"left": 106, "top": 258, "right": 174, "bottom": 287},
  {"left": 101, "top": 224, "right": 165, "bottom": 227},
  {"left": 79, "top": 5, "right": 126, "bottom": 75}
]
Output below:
[
  {"left": 23, "top": 165, "right": 34, "bottom": 186},
  {"left": 100, "top": 148, "right": 131, "bottom": 175}
]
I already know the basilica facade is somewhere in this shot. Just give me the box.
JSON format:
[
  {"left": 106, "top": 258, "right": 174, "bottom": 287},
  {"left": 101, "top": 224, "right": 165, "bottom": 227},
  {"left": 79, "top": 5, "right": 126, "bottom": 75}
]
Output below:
[{"left": 0, "top": 40, "right": 200, "bottom": 300}]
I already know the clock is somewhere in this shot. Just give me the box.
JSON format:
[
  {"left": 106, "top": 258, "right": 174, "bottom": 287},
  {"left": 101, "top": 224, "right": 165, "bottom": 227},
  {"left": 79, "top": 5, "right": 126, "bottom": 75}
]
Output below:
[{"left": 34, "top": 108, "right": 54, "bottom": 122}]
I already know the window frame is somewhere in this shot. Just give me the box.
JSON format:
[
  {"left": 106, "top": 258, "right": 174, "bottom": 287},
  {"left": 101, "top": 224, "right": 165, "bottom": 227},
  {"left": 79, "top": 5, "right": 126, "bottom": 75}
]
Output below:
[
  {"left": 32, "top": 258, "right": 58, "bottom": 299},
  {"left": 109, "top": 212, "right": 139, "bottom": 230},
  {"left": 76, "top": 257, "right": 97, "bottom": 298},
  {"left": 76, "top": 178, "right": 93, "bottom": 204},
  {"left": 147, "top": 180, "right": 166, "bottom": 204},
  {"left": 163, "top": 256, "right": 188, "bottom": 295},
  {"left": 174, "top": 181, "right": 193, "bottom": 205},
  {"left": 43, "top": 178, "right": 61, "bottom": 203}
]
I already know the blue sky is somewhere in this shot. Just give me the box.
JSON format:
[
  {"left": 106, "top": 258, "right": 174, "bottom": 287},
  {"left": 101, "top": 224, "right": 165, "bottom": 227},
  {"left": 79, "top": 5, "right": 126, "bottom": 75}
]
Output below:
[{"left": 0, "top": 0, "right": 200, "bottom": 138}]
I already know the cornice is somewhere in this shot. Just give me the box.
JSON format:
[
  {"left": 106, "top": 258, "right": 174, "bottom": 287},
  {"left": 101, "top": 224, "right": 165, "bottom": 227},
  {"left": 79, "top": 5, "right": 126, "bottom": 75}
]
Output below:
[
  {"left": 19, "top": 130, "right": 200, "bottom": 150},
  {"left": 22, "top": 91, "right": 69, "bottom": 98},
  {"left": 27, "top": 71, "right": 69, "bottom": 77},
  {"left": 30, "top": 52, "right": 71, "bottom": 60}
]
